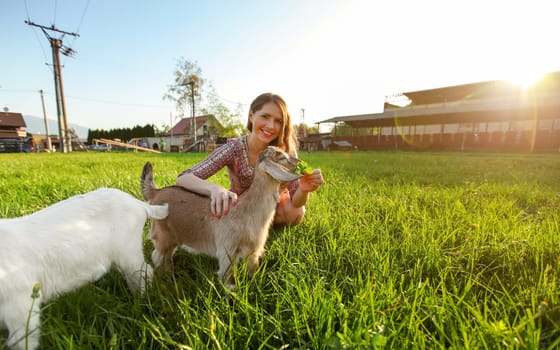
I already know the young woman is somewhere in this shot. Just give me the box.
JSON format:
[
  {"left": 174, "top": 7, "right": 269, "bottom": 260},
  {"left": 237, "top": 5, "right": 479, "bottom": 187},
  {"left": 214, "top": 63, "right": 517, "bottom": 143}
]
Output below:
[{"left": 176, "top": 92, "right": 324, "bottom": 226}]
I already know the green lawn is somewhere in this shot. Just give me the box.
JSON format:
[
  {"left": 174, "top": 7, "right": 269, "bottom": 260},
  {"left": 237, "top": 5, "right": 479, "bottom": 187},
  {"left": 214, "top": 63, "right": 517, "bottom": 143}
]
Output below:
[{"left": 1, "top": 151, "right": 559, "bottom": 349}]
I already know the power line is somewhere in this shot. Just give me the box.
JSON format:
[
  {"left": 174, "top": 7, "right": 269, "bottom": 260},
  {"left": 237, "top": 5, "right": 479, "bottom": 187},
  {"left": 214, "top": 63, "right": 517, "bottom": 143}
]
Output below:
[
  {"left": 63, "top": 0, "right": 91, "bottom": 66},
  {"left": 63, "top": 94, "right": 172, "bottom": 109},
  {"left": 202, "top": 88, "right": 249, "bottom": 107},
  {"left": 1, "top": 88, "right": 172, "bottom": 110},
  {"left": 23, "top": 0, "right": 51, "bottom": 70},
  {"left": 0, "top": 88, "right": 41, "bottom": 94},
  {"left": 23, "top": 0, "right": 31, "bottom": 18},
  {"left": 53, "top": 0, "right": 58, "bottom": 24},
  {"left": 74, "top": 0, "right": 91, "bottom": 38}
]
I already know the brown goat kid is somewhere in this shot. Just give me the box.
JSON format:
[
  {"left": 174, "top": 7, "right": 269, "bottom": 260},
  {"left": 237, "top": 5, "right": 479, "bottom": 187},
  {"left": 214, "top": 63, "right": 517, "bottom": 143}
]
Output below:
[{"left": 141, "top": 146, "right": 301, "bottom": 288}]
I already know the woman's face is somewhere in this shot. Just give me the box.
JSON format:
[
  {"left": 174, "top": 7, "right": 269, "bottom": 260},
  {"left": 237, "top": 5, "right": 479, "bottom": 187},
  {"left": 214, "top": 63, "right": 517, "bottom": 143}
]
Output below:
[{"left": 249, "top": 102, "right": 283, "bottom": 144}]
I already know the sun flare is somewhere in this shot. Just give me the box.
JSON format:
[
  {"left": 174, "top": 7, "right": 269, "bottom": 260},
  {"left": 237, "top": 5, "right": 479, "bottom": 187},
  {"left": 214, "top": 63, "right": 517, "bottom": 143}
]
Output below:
[{"left": 506, "top": 70, "right": 545, "bottom": 90}]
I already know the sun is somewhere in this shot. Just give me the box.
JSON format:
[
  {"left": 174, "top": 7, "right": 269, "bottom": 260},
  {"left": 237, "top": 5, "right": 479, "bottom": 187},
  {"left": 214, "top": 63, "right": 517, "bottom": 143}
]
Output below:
[{"left": 506, "top": 70, "right": 545, "bottom": 90}]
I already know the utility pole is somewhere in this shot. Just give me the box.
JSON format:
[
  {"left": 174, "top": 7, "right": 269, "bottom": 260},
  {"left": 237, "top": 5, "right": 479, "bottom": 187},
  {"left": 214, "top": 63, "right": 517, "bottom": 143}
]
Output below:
[
  {"left": 26, "top": 20, "right": 78, "bottom": 153},
  {"left": 179, "top": 80, "right": 197, "bottom": 146},
  {"left": 39, "top": 90, "right": 52, "bottom": 151},
  {"left": 188, "top": 81, "right": 196, "bottom": 144},
  {"left": 169, "top": 111, "right": 173, "bottom": 146},
  {"left": 300, "top": 108, "right": 307, "bottom": 138}
]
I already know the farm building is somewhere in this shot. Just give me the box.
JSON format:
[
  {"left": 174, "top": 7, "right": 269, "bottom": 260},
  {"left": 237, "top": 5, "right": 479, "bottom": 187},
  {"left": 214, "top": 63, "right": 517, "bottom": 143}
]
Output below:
[
  {"left": 318, "top": 71, "right": 560, "bottom": 152},
  {"left": 0, "top": 111, "right": 34, "bottom": 152},
  {"left": 160, "top": 114, "right": 224, "bottom": 152}
]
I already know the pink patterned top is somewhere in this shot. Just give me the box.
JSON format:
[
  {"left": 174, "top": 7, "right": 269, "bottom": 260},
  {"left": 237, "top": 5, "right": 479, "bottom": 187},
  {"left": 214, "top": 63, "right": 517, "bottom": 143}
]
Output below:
[{"left": 179, "top": 135, "right": 299, "bottom": 196}]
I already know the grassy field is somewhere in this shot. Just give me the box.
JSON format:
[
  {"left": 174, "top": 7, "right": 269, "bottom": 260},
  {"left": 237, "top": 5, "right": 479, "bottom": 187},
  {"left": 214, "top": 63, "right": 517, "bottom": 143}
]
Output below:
[{"left": 1, "top": 150, "right": 559, "bottom": 349}]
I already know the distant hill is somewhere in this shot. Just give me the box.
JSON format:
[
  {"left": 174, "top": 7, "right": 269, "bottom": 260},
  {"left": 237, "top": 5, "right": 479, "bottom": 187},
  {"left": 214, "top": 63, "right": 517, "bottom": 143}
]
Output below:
[{"left": 23, "top": 115, "right": 89, "bottom": 140}]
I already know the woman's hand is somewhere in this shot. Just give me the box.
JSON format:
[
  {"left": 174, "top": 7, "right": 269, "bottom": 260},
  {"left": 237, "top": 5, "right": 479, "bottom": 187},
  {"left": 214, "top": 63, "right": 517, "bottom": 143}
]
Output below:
[
  {"left": 209, "top": 187, "right": 238, "bottom": 218},
  {"left": 299, "top": 169, "right": 324, "bottom": 193},
  {"left": 176, "top": 173, "right": 237, "bottom": 218}
]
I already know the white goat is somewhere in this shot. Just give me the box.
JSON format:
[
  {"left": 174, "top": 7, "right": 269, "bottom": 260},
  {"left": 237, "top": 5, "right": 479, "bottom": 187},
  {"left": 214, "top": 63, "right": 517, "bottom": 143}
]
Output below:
[
  {"left": 141, "top": 146, "right": 301, "bottom": 288},
  {"left": 0, "top": 188, "right": 168, "bottom": 350}
]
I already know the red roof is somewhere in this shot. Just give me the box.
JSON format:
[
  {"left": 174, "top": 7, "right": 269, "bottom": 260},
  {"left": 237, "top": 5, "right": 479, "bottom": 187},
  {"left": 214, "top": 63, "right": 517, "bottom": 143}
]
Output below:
[
  {"left": 167, "top": 114, "right": 218, "bottom": 136},
  {"left": 0, "top": 112, "right": 26, "bottom": 128}
]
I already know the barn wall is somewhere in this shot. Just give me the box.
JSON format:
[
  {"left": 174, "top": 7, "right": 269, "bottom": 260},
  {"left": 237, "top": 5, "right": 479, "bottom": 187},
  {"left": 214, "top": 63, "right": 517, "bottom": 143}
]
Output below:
[{"left": 336, "top": 118, "right": 560, "bottom": 152}]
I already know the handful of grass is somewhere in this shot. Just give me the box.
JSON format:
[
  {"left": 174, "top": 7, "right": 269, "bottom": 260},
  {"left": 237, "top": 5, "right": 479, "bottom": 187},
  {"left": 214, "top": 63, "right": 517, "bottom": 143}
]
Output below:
[{"left": 294, "top": 160, "right": 313, "bottom": 175}]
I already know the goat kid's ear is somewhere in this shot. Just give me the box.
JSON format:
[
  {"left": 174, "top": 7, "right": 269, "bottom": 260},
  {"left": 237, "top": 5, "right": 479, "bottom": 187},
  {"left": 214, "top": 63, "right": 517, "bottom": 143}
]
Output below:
[{"left": 262, "top": 159, "right": 302, "bottom": 182}]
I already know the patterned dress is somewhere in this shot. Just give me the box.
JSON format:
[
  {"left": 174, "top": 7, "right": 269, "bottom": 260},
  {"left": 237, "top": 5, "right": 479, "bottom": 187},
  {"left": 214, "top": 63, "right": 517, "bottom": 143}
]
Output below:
[{"left": 179, "top": 135, "right": 299, "bottom": 196}]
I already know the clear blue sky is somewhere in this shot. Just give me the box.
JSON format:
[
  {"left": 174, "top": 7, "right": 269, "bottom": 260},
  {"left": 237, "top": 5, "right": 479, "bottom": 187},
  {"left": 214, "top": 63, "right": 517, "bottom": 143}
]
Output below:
[{"left": 2, "top": 0, "right": 559, "bottom": 132}]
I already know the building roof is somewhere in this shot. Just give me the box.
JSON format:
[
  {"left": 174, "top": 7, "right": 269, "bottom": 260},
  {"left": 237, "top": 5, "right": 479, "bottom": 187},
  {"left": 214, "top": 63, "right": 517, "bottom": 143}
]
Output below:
[
  {"left": 0, "top": 112, "right": 26, "bottom": 128},
  {"left": 402, "top": 71, "right": 560, "bottom": 106},
  {"left": 167, "top": 114, "right": 220, "bottom": 136},
  {"left": 319, "top": 71, "right": 560, "bottom": 128}
]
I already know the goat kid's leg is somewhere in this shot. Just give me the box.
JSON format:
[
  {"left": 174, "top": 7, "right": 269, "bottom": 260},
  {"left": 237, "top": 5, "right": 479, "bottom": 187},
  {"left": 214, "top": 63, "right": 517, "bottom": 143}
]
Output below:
[
  {"left": 149, "top": 224, "right": 175, "bottom": 271},
  {"left": 151, "top": 248, "right": 164, "bottom": 267},
  {"left": 5, "top": 296, "right": 41, "bottom": 350},
  {"left": 151, "top": 247, "right": 174, "bottom": 271}
]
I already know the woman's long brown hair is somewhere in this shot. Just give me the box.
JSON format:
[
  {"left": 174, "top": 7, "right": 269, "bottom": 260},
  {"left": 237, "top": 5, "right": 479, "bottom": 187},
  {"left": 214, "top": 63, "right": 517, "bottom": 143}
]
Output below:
[{"left": 246, "top": 92, "right": 299, "bottom": 155}]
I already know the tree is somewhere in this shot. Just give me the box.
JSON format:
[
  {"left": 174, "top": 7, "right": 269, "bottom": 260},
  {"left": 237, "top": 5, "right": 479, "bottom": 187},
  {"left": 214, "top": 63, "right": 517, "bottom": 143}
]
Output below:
[
  {"left": 163, "top": 58, "right": 205, "bottom": 118},
  {"left": 201, "top": 86, "right": 245, "bottom": 138},
  {"left": 306, "top": 124, "right": 319, "bottom": 134},
  {"left": 87, "top": 124, "right": 156, "bottom": 143},
  {"left": 154, "top": 123, "right": 169, "bottom": 137},
  {"left": 163, "top": 58, "right": 249, "bottom": 138}
]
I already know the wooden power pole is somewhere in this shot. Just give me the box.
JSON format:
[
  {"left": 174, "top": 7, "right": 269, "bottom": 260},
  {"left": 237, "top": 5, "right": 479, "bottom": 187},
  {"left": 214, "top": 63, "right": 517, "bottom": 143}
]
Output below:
[
  {"left": 39, "top": 89, "right": 52, "bottom": 151},
  {"left": 26, "top": 20, "right": 78, "bottom": 153}
]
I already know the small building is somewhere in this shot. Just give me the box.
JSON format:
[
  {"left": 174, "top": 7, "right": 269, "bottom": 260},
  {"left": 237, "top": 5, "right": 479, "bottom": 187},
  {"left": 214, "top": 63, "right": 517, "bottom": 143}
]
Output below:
[
  {"left": 0, "top": 111, "right": 34, "bottom": 152},
  {"left": 166, "top": 114, "right": 223, "bottom": 152},
  {"left": 299, "top": 132, "right": 331, "bottom": 151}
]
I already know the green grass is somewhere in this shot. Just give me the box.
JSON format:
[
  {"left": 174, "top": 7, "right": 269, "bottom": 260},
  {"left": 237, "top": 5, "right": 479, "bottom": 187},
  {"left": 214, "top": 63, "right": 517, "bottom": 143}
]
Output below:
[{"left": 1, "top": 150, "right": 559, "bottom": 349}]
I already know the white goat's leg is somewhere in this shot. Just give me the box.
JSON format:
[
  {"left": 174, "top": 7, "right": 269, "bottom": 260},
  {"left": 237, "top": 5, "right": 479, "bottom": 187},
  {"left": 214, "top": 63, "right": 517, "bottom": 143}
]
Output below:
[
  {"left": 5, "top": 296, "right": 41, "bottom": 350},
  {"left": 247, "top": 252, "right": 261, "bottom": 277},
  {"left": 135, "top": 262, "right": 154, "bottom": 294},
  {"left": 120, "top": 261, "right": 153, "bottom": 295},
  {"left": 116, "top": 245, "right": 153, "bottom": 294},
  {"left": 216, "top": 248, "right": 237, "bottom": 289}
]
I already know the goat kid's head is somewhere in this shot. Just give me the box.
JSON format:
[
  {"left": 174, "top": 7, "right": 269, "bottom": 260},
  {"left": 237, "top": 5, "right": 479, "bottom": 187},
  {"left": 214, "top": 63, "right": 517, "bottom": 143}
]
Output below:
[{"left": 258, "top": 146, "right": 301, "bottom": 183}]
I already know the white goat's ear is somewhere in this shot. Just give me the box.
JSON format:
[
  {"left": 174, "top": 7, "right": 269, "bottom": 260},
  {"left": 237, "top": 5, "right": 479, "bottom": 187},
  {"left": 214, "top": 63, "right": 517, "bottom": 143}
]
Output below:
[{"left": 262, "top": 160, "right": 301, "bottom": 182}]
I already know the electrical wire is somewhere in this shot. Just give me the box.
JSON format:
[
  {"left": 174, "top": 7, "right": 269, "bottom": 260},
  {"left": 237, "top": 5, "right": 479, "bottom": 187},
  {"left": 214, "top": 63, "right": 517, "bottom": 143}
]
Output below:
[
  {"left": 63, "top": 0, "right": 90, "bottom": 65},
  {"left": 199, "top": 87, "right": 249, "bottom": 107},
  {"left": 0, "top": 87, "right": 171, "bottom": 111},
  {"left": 53, "top": 0, "right": 58, "bottom": 26},
  {"left": 207, "top": 91, "right": 249, "bottom": 107},
  {"left": 74, "top": 0, "right": 91, "bottom": 36},
  {"left": 62, "top": 94, "right": 171, "bottom": 110},
  {"left": 23, "top": 0, "right": 52, "bottom": 72},
  {"left": 23, "top": 0, "right": 31, "bottom": 19}
]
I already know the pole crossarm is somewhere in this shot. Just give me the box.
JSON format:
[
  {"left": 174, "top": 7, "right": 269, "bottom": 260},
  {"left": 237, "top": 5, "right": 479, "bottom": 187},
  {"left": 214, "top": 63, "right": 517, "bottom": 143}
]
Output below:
[{"left": 25, "top": 20, "right": 80, "bottom": 38}]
